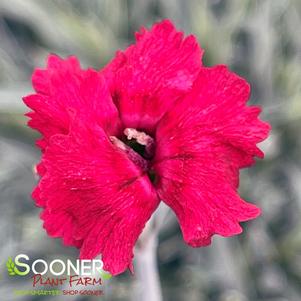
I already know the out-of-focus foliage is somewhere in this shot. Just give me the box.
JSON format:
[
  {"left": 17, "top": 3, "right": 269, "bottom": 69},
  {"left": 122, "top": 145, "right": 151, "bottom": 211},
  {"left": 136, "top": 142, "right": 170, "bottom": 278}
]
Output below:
[{"left": 0, "top": 0, "right": 300, "bottom": 300}]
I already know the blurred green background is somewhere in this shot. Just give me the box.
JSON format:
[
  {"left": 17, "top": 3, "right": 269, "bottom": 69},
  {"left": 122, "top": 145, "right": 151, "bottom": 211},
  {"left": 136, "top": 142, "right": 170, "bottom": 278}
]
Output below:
[{"left": 0, "top": 0, "right": 300, "bottom": 300}]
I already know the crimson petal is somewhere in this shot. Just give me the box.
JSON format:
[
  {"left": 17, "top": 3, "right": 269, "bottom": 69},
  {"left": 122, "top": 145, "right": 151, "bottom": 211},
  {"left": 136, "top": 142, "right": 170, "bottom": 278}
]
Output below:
[
  {"left": 38, "top": 121, "right": 159, "bottom": 275},
  {"left": 153, "top": 66, "right": 270, "bottom": 246},
  {"left": 23, "top": 54, "right": 121, "bottom": 151},
  {"left": 102, "top": 19, "right": 203, "bottom": 133}
]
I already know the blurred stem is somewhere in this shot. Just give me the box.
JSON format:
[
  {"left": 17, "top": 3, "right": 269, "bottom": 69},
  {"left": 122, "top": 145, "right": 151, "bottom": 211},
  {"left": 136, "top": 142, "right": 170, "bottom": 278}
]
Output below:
[{"left": 132, "top": 210, "right": 166, "bottom": 301}]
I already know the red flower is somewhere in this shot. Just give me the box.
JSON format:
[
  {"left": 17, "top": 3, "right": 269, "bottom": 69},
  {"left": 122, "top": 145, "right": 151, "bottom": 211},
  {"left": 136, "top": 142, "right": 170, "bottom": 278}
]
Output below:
[{"left": 23, "top": 20, "right": 270, "bottom": 275}]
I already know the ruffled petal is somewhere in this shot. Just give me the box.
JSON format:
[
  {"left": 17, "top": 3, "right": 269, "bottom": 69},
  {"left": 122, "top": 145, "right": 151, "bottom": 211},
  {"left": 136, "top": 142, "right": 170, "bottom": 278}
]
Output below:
[
  {"left": 37, "top": 121, "right": 159, "bottom": 275},
  {"left": 102, "top": 19, "right": 203, "bottom": 133},
  {"left": 23, "top": 54, "right": 121, "bottom": 151},
  {"left": 153, "top": 65, "right": 270, "bottom": 246}
]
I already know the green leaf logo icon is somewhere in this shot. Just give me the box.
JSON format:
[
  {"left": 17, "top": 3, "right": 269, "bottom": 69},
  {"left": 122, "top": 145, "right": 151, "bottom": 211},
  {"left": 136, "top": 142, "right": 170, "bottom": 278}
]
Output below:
[
  {"left": 6, "top": 257, "right": 16, "bottom": 276},
  {"left": 6, "top": 257, "right": 24, "bottom": 276},
  {"left": 100, "top": 270, "right": 112, "bottom": 280}
]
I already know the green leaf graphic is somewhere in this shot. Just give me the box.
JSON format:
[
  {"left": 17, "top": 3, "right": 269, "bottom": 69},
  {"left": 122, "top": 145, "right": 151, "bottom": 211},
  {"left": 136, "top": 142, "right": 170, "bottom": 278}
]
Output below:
[
  {"left": 100, "top": 270, "right": 112, "bottom": 280},
  {"left": 6, "top": 257, "right": 16, "bottom": 276}
]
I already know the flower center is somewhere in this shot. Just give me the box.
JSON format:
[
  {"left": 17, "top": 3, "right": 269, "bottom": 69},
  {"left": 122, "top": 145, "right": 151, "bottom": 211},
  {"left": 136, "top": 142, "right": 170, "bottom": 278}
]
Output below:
[
  {"left": 123, "top": 128, "right": 155, "bottom": 159},
  {"left": 110, "top": 128, "right": 156, "bottom": 182}
]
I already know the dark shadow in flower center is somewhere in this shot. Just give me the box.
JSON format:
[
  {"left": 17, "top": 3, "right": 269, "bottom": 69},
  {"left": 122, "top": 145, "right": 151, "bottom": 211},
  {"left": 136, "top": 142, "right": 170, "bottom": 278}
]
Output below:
[
  {"left": 123, "top": 128, "right": 155, "bottom": 160},
  {"left": 110, "top": 128, "right": 157, "bottom": 184},
  {"left": 124, "top": 139, "right": 148, "bottom": 159}
]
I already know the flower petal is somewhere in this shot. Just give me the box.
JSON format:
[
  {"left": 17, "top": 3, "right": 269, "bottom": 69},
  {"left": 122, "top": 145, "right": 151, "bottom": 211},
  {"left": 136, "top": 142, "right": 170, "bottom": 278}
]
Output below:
[
  {"left": 102, "top": 19, "right": 203, "bottom": 133},
  {"left": 153, "top": 65, "right": 270, "bottom": 246},
  {"left": 37, "top": 121, "right": 159, "bottom": 275},
  {"left": 23, "top": 54, "right": 121, "bottom": 151}
]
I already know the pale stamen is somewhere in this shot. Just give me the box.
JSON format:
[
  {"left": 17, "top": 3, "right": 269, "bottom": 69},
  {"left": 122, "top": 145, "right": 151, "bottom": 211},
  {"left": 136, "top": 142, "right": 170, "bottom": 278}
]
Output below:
[
  {"left": 109, "top": 136, "right": 148, "bottom": 171},
  {"left": 124, "top": 128, "right": 155, "bottom": 157}
]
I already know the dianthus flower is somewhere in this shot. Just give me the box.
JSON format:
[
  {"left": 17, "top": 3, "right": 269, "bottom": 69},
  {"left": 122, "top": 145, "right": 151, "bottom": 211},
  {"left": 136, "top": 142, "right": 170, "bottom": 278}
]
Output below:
[{"left": 23, "top": 20, "right": 270, "bottom": 275}]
